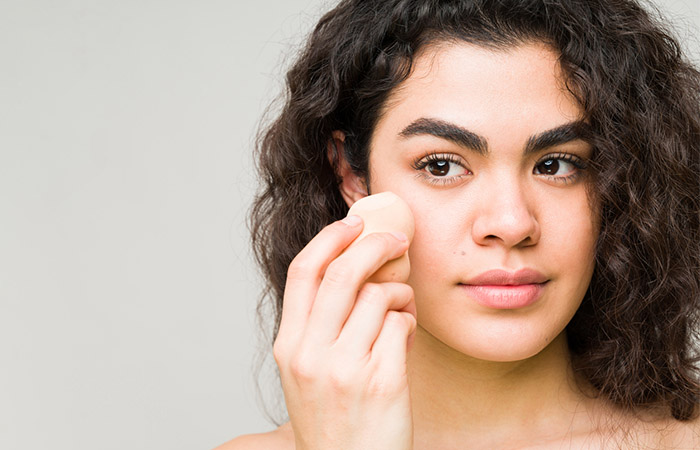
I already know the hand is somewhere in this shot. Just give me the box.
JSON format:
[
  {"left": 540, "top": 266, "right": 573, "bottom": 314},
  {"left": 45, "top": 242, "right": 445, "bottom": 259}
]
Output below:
[{"left": 273, "top": 215, "right": 417, "bottom": 450}]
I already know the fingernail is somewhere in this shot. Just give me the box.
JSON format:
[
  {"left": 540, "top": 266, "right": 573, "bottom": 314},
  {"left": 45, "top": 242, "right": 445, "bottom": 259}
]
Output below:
[
  {"left": 390, "top": 231, "right": 408, "bottom": 242},
  {"left": 342, "top": 215, "right": 362, "bottom": 226}
]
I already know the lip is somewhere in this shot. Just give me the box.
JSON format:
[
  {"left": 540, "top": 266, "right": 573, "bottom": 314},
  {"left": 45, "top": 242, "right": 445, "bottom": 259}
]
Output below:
[
  {"left": 460, "top": 269, "right": 549, "bottom": 309},
  {"left": 465, "top": 268, "right": 548, "bottom": 286}
]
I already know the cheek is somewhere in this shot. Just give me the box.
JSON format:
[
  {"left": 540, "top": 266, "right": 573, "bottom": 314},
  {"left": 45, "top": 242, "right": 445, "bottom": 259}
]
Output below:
[
  {"left": 539, "top": 195, "right": 599, "bottom": 263},
  {"left": 405, "top": 201, "right": 470, "bottom": 284},
  {"left": 538, "top": 195, "right": 599, "bottom": 307}
]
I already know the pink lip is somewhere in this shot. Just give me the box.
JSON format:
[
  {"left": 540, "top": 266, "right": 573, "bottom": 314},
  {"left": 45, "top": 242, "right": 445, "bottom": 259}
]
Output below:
[{"left": 460, "top": 269, "right": 548, "bottom": 309}]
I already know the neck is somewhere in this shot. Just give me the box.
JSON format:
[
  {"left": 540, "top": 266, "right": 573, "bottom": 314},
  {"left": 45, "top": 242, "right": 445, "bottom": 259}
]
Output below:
[{"left": 407, "top": 327, "right": 598, "bottom": 445}]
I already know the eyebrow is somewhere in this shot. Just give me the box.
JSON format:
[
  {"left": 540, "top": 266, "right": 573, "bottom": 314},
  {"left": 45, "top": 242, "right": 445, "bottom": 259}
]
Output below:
[{"left": 398, "top": 117, "right": 591, "bottom": 155}]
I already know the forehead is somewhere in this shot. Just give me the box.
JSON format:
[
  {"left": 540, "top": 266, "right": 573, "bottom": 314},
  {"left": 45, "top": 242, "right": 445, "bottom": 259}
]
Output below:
[{"left": 373, "top": 41, "right": 582, "bottom": 145}]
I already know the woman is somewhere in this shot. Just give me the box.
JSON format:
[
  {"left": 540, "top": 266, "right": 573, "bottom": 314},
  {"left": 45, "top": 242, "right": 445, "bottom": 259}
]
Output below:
[{"left": 221, "top": 0, "right": 700, "bottom": 448}]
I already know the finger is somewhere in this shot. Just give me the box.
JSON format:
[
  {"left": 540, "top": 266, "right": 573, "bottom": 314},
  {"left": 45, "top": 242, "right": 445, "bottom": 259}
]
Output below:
[
  {"left": 335, "top": 282, "right": 414, "bottom": 356},
  {"left": 370, "top": 310, "right": 416, "bottom": 377},
  {"left": 305, "top": 231, "right": 409, "bottom": 344},
  {"left": 277, "top": 215, "right": 364, "bottom": 342}
]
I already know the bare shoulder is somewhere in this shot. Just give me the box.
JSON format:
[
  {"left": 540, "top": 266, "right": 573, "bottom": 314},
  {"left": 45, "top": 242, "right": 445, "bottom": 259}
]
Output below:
[
  {"left": 213, "top": 422, "right": 295, "bottom": 450},
  {"left": 584, "top": 400, "right": 700, "bottom": 449},
  {"left": 620, "top": 409, "right": 700, "bottom": 449},
  {"left": 653, "top": 414, "right": 700, "bottom": 449}
]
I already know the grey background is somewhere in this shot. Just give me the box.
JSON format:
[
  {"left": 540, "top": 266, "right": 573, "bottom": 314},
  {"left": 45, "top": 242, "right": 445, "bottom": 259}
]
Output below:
[{"left": 0, "top": 1, "right": 697, "bottom": 449}]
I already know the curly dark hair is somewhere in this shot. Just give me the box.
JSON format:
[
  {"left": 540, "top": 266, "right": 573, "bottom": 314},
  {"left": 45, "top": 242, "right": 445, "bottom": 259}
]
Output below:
[{"left": 249, "top": 0, "right": 700, "bottom": 421}]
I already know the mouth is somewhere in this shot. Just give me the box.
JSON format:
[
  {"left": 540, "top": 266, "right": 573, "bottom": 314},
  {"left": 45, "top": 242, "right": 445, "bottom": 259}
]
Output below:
[{"left": 459, "top": 268, "right": 549, "bottom": 309}]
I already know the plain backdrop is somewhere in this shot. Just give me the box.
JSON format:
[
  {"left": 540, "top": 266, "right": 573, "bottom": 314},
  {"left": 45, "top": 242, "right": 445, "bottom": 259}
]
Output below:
[{"left": 0, "top": 1, "right": 698, "bottom": 449}]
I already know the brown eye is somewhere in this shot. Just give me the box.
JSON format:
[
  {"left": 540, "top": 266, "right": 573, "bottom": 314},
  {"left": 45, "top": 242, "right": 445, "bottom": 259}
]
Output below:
[
  {"left": 427, "top": 160, "right": 451, "bottom": 176},
  {"left": 536, "top": 159, "right": 560, "bottom": 175},
  {"left": 412, "top": 153, "right": 470, "bottom": 184},
  {"left": 533, "top": 155, "right": 583, "bottom": 181}
]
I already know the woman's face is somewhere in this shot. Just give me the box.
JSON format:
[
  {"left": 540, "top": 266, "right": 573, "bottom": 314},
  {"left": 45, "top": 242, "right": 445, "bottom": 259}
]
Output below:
[{"left": 366, "top": 41, "right": 599, "bottom": 362}]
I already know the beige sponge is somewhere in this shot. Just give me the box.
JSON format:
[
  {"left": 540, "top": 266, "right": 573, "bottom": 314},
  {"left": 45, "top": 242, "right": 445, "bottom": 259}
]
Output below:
[{"left": 345, "top": 192, "right": 415, "bottom": 283}]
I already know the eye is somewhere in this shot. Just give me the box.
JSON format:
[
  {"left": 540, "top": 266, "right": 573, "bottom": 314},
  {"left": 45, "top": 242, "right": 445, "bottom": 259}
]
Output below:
[
  {"left": 411, "top": 153, "right": 470, "bottom": 185},
  {"left": 533, "top": 153, "right": 586, "bottom": 182},
  {"left": 534, "top": 159, "right": 574, "bottom": 176},
  {"left": 426, "top": 159, "right": 462, "bottom": 177}
]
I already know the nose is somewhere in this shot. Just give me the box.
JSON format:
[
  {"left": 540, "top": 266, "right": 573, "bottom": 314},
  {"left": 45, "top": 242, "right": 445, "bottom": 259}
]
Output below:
[{"left": 471, "top": 177, "right": 540, "bottom": 248}]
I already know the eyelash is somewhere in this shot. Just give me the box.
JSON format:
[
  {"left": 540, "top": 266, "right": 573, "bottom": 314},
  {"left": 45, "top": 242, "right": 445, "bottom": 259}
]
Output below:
[
  {"left": 410, "top": 152, "right": 470, "bottom": 186},
  {"left": 534, "top": 152, "right": 587, "bottom": 184},
  {"left": 410, "top": 152, "right": 588, "bottom": 185}
]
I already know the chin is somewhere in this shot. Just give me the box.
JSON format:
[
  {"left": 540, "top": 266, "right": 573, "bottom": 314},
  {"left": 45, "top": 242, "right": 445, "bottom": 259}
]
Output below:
[
  {"left": 426, "top": 319, "right": 568, "bottom": 363},
  {"left": 460, "top": 341, "right": 553, "bottom": 363}
]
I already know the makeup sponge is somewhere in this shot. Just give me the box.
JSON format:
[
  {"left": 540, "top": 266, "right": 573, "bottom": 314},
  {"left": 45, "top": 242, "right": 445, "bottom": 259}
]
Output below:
[{"left": 345, "top": 191, "right": 415, "bottom": 283}]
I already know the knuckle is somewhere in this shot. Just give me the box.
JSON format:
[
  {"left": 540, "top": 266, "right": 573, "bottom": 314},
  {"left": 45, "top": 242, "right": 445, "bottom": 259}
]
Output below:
[
  {"left": 272, "top": 339, "right": 287, "bottom": 364},
  {"left": 365, "top": 375, "right": 400, "bottom": 397},
  {"left": 328, "top": 367, "right": 354, "bottom": 392},
  {"left": 384, "top": 310, "right": 403, "bottom": 324},
  {"left": 286, "top": 254, "right": 315, "bottom": 282},
  {"left": 385, "top": 310, "right": 414, "bottom": 330},
  {"left": 288, "top": 351, "right": 318, "bottom": 381},
  {"left": 356, "top": 283, "right": 387, "bottom": 307},
  {"left": 323, "top": 260, "right": 356, "bottom": 285},
  {"left": 404, "top": 312, "right": 417, "bottom": 330},
  {"left": 400, "top": 283, "right": 415, "bottom": 299},
  {"left": 367, "top": 232, "right": 396, "bottom": 249},
  {"left": 394, "top": 283, "right": 414, "bottom": 304}
]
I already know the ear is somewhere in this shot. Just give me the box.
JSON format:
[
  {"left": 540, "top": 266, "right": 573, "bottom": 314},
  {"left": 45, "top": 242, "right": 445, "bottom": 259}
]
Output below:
[{"left": 328, "top": 131, "right": 368, "bottom": 207}]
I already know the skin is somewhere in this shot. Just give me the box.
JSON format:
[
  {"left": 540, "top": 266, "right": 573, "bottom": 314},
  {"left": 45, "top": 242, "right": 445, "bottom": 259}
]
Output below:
[
  {"left": 365, "top": 42, "right": 599, "bottom": 447},
  {"left": 217, "top": 42, "right": 700, "bottom": 449}
]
